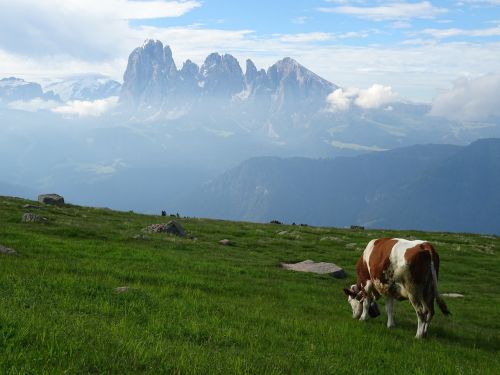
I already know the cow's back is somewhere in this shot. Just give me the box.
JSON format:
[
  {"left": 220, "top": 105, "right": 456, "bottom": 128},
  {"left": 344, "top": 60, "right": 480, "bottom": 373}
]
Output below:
[{"left": 360, "top": 238, "right": 434, "bottom": 298}]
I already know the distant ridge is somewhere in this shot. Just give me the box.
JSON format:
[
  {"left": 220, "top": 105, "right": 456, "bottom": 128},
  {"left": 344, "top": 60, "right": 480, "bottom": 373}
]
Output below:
[{"left": 178, "top": 139, "right": 500, "bottom": 235}]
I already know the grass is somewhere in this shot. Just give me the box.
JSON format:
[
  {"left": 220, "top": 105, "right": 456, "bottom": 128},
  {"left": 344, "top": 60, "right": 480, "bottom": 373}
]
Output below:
[{"left": 0, "top": 195, "right": 499, "bottom": 374}]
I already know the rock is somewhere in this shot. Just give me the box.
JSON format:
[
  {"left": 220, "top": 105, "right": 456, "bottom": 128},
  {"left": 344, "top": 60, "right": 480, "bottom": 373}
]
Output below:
[
  {"left": 281, "top": 260, "right": 346, "bottom": 279},
  {"left": 114, "top": 286, "right": 129, "bottom": 293},
  {"left": 442, "top": 293, "right": 464, "bottom": 298},
  {"left": 219, "top": 239, "right": 232, "bottom": 246},
  {"left": 22, "top": 212, "right": 47, "bottom": 223},
  {"left": 143, "top": 221, "right": 186, "bottom": 237},
  {"left": 38, "top": 194, "right": 64, "bottom": 206},
  {"left": 0, "top": 245, "right": 16, "bottom": 255}
]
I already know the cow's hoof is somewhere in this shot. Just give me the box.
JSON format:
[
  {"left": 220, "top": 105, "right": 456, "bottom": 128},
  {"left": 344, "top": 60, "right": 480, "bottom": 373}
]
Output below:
[{"left": 387, "top": 323, "right": 396, "bottom": 328}]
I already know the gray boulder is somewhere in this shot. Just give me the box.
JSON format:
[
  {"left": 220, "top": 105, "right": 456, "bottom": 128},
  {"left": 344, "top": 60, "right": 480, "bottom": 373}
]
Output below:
[
  {"left": 143, "top": 221, "right": 186, "bottom": 237},
  {"left": 281, "top": 259, "right": 346, "bottom": 279},
  {"left": 38, "top": 194, "right": 65, "bottom": 206},
  {"left": 0, "top": 244, "right": 16, "bottom": 255},
  {"left": 22, "top": 212, "right": 47, "bottom": 223}
]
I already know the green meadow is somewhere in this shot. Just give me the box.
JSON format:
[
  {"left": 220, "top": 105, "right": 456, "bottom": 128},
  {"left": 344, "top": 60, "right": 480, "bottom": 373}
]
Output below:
[{"left": 1, "top": 195, "right": 499, "bottom": 374}]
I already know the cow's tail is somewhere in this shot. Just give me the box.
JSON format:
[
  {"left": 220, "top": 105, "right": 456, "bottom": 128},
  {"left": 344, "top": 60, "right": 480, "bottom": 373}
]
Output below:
[{"left": 430, "top": 253, "right": 451, "bottom": 316}]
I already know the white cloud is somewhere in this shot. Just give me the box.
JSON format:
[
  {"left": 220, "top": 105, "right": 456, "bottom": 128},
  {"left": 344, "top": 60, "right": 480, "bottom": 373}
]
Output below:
[
  {"left": 116, "top": 1, "right": 201, "bottom": 19},
  {"left": 278, "top": 32, "right": 334, "bottom": 43},
  {"left": 355, "top": 84, "right": 399, "bottom": 109},
  {"left": 326, "top": 88, "right": 357, "bottom": 111},
  {"left": 52, "top": 96, "right": 119, "bottom": 117},
  {"left": 318, "top": 1, "right": 447, "bottom": 20},
  {"left": 458, "top": 1, "right": 500, "bottom": 5},
  {"left": 390, "top": 20, "right": 412, "bottom": 29},
  {"left": 326, "top": 84, "right": 399, "bottom": 111},
  {"left": 430, "top": 73, "right": 500, "bottom": 121},
  {"left": 7, "top": 98, "right": 59, "bottom": 112},
  {"left": 0, "top": 1, "right": 200, "bottom": 60},
  {"left": 418, "top": 26, "right": 500, "bottom": 39}
]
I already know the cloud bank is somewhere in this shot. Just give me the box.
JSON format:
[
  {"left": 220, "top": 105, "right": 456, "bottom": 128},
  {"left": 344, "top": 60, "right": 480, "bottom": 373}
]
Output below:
[
  {"left": 318, "top": 1, "right": 447, "bottom": 21},
  {"left": 431, "top": 73, "right": 500, "bottom": 121},
  {"left": 0, "top": 0, "right": 200, "bottom": 60},
  {"left": 326, "top": 84, "right": 399, "bottom": 111},
  {"left": 52, "top": 97, "right": 119, "bottom": 117}
]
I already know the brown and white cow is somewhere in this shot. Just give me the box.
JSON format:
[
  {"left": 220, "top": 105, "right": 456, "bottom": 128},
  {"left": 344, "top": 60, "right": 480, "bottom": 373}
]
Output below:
[{"left": 343, "top": 238, "right": 450, "bottom": 338}]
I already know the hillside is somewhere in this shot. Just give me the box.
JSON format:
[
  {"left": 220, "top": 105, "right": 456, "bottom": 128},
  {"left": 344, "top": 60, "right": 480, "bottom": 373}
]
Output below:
[
  {"left": 1, "top": 195, "right": 499, "bottom": 373},
  {"left": 179, "top": 139, "right": 500, "bottom": 234}
]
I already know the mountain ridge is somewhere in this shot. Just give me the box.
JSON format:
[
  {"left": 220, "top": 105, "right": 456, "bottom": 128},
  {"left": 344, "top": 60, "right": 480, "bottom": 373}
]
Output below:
[
  {"left": 119, "top": 39, "right": 337, "bottom": 116},
  {"left": 176, "top": 138, "right": 500, "bottom": 235}
]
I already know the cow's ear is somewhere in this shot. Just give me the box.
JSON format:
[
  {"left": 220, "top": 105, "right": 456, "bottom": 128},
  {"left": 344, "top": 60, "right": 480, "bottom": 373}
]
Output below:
[{"left": 343, "top": 288, "right": 357, "bottom": 297}]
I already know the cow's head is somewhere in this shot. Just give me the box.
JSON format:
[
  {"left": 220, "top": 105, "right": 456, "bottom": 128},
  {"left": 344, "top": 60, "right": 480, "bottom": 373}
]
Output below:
[{"left": 343, "top": 284, "right": 364, "bottom": 319}]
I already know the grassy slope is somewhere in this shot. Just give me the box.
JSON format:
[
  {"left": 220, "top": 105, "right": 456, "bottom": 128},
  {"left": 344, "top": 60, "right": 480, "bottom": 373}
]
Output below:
[{"left": 0, "top": 196, "right": 499, "bottom": 374}]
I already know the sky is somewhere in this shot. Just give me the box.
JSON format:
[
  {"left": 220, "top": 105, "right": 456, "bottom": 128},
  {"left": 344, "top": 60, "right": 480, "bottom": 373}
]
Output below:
[{"left": 0, "top": 0, "right": 499, "bottom": 102}]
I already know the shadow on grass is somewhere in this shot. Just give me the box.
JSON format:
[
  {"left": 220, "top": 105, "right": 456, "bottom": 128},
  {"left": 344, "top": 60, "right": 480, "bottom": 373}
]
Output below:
[
  {"left": 430, "top": 325, "right": 500, "bottom": 353},
  {"left": 366, "top": 316, "right": 499, "bottom": 353}
]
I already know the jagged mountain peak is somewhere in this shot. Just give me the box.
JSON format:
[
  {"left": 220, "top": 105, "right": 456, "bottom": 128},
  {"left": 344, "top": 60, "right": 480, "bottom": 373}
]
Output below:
[
  {"left": 268, "top": 56, "right": 333, "bottom": 87},
  {"left": 276, "top": 57, "right": 299, "bottom": 67},
  {"left": 180, "top": 59, "right": 199, "bottom": 77},
  {"left": 141, "top": 39, "right": 163, "bottom": 49},
  {"left": 245, "top": 59, "right": 258, "bottom": 82},
  {"left": 201, "top": 53, "right": 242, "bottom": 74},
  {"left": 199, "top": 52, "right": 245, "bottom": 96},
  {"left": 120, "top": 40, "right": 340, "bottom": 113},
  {"left": 120, "top": 40, "right": 179, "bottom": 107}
]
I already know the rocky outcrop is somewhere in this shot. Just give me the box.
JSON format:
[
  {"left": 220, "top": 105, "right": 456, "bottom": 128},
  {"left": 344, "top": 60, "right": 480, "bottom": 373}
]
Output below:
[
  {"left": 22, "top": 212, "right": 47, "bottom": 223},
  {"left": 143, "top": 221, "right": 186, "bottom": 237},
  {"left": 0, "top": 244, "right": 16, "bottom": 255},
  {"left": 281, "top": 260, "right": 346, "bottom": 279},
  {"left": 38, "top": 194, "right": 65, "bottom": 206}
]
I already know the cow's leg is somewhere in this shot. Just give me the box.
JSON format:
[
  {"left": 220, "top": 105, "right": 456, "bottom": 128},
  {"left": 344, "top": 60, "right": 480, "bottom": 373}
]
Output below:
[
  {"left": 359, "top": 281, "right": 373, "bottom": 321},
  {"left": 421, "top": 288, "right": 436, "bottom": 337},
  {"left": 386, "top": 297, "right": 396, "bottom": 328},
  {"left": 409, "top": 294, "right": 427, "bottom": 338}
]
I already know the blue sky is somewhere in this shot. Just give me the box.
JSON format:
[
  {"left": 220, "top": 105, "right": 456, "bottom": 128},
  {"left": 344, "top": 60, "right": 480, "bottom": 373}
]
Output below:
[{"left": 0, "top": 0, "right": 499, "bottom": 101}]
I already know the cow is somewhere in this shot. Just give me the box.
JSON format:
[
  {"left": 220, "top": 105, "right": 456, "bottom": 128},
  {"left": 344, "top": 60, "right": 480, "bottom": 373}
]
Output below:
[{"left": 343, "top": 238, "right": 450, "bottom": 338}]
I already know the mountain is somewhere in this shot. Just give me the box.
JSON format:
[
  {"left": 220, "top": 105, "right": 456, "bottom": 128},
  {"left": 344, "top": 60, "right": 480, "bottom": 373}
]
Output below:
[
  {"left": 0, "top": 77, "right": 59, "bottom": 103},
  {"left": 119, "top": 39, "right": 336, "bottom": 118},
  {"left": 177, "top": 139, "right": 500, "bottom": 235},
  {"left": 44, "top": 74, "right": 121, "bottom": 101},
  {"left": 358, "top": 138, "right": 500, "bottom": 234},
  {"left": 117, "top": 40, "right": 499, "bottom": 156}
]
